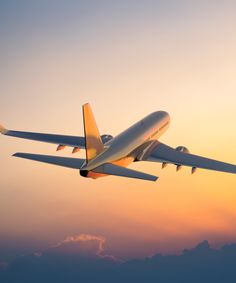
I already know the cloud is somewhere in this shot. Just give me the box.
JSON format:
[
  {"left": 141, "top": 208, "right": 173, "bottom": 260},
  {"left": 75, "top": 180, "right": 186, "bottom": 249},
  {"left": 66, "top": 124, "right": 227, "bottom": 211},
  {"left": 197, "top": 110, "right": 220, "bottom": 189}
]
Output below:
[
  {"left": 35, "top": 233, "right": 119, "bottom": 261},
  {"left": 52, "top": 234, "right": 107, "bottom": 257},
  {"left": 0, "top": 233, "right": 119, "bottom": 283},
  {"left": 1, "top": 236, "right": 236, "bottom": 282}
]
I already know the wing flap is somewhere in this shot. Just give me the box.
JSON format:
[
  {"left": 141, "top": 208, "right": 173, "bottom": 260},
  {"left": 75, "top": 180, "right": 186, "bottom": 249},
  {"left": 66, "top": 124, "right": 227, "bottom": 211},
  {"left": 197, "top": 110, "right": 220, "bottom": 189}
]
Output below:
[
  {"left": 13, "top": 153, "right": 85, "bottom": 169},
  {"left": 93, "top": 163, "right": 158, "bottom": 181},
  {"left": 145, "top": 143, "right": 236, "bottom": 174}
]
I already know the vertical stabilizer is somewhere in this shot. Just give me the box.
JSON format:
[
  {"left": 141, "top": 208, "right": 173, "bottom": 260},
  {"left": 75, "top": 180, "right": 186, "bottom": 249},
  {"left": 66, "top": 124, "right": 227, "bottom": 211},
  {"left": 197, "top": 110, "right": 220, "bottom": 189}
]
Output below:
[{"left": 82, "top": 103, "right": 104, "bottom": 162}]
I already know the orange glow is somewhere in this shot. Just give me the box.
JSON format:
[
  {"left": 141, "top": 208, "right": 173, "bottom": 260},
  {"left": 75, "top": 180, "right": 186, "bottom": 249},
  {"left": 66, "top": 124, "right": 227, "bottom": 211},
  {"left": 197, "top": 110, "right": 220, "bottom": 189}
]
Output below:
[
  {"left": 1, "top": 1, "right": 236, "bottom": 258},
  {"left": 87, "top": 171, "right": 108, "bottom": 179},
  {"left": 112, "top": 156, "right": 134, "bottom": 167}
]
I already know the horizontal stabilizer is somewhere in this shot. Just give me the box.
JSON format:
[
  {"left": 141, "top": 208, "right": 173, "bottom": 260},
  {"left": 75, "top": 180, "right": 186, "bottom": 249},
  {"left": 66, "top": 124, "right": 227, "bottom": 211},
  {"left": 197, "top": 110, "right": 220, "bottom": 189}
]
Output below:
[
  {"left": 13, "top": 153, "right": 85, "bottom": 169},
  {"left": 93, "top": 163, "right": 158, "bottom": 181}
]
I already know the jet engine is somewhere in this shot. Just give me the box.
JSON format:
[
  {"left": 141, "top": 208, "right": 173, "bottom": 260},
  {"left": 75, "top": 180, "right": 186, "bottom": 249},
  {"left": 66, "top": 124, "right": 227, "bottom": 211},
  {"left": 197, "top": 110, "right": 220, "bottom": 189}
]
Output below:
[
  {"left": 174, "top": 146, "right": 197, "bottom": 173},
  {"left": 101, "top": 134, "right": 113, "bottom": 144},
  {"left": 175, "top": 146, "right": 190, "bottom": 153},
  {"left": 175, "top": 146, "right": 190, "bottom": 171}
]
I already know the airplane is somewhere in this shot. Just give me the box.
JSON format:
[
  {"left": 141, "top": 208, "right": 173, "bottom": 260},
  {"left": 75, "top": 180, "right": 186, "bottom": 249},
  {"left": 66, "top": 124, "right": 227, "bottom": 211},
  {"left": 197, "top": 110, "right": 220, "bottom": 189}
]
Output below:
[{"left": 0, "top": 103, "right": 236, "bottom": 181}]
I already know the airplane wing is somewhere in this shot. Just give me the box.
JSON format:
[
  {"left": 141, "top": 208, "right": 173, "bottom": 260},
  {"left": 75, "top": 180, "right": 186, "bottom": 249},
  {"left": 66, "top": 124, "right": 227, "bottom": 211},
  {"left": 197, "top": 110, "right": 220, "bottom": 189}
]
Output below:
[
  {"left": 0, "top": 124, "right": 85, "bottom": 148},
  {"left": 141, "top": 142, "right": 236, "bottom": 174}
]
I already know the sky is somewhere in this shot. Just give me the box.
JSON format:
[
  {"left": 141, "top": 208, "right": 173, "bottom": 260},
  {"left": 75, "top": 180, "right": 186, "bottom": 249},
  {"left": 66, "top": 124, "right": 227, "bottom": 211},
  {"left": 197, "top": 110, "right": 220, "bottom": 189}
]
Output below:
[{"left": 1, "top": 0, "right": 236, "bottom": 270}]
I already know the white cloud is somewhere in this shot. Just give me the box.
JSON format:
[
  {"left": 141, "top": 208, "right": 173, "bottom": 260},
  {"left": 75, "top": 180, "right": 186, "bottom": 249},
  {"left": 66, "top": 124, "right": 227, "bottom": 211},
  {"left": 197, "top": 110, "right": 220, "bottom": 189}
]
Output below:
[{"left": 35, "top": 233, "right": 121, "bottom": 261}]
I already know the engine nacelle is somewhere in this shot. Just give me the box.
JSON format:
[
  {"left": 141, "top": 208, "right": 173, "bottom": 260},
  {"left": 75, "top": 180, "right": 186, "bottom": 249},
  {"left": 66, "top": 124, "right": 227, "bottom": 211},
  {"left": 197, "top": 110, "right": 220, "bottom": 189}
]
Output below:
[
  {"left": 175, "top": 146, "right": 190, "bottom": 171},
  {"left": 101, "top": 134, "right": 113, "bottom": 144},
  {"left": 175, "top": 146, "right": 190, "bottom": 153}
]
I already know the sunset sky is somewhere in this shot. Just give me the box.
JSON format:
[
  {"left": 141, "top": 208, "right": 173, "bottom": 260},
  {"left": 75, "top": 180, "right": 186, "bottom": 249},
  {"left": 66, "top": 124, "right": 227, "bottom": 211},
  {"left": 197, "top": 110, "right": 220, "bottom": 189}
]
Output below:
[{"left": 1, "top": 0, "right": 236, "bottom": 264}]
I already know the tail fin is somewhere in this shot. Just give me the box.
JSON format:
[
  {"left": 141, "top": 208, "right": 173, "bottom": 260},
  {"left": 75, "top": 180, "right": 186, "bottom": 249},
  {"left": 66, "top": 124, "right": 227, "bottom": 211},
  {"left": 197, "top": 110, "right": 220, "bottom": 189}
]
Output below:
[{"left": 82, "top": 103, "right": 104, "bottom": 162}]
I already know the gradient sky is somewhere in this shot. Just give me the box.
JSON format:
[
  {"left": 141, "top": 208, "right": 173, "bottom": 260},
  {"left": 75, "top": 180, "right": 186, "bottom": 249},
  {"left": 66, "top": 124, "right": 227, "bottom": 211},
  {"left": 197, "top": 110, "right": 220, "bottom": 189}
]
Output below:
[{"left": 1, "top": 0, "right": 236, "bottom": 261}]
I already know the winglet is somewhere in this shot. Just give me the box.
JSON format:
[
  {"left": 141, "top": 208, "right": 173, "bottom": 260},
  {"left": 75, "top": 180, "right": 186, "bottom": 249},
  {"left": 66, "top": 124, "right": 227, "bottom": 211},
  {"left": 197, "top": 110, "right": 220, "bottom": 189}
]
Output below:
[{"left": 0, "top": 124, "right": 7, "bottom": 134}]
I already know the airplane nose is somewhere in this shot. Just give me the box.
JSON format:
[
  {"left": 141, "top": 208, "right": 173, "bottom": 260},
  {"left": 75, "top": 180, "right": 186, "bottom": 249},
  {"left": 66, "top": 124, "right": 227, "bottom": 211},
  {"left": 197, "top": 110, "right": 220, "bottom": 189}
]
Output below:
[
  {"left": 164, "top": 111, "right": 170, "bottom": 121},
  {"left": 157, "top": 111, "right": 170, "bottom": 121}
]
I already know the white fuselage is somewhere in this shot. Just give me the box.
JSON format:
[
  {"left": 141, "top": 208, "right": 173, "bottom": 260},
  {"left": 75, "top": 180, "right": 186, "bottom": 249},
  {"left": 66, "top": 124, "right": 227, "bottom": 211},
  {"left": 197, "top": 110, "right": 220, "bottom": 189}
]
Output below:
[{"left": 82, "top": 111, "right": 170, "bottom": 171}]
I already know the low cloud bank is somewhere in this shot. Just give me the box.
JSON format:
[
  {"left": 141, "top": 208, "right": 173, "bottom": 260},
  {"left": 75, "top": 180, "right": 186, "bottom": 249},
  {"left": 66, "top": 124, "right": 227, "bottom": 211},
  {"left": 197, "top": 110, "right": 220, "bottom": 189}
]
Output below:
[{"left": 1, "top": 235, "right": 236, "bottom": 283}]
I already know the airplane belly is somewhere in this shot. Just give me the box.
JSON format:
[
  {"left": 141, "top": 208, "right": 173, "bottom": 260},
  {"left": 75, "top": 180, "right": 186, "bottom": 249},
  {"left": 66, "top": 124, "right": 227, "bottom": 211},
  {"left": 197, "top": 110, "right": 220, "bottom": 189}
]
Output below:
[
  {"left": 83, "top": 135, "right": 144, "bottom": 170},
  {"left": 86, "top": 171, "right": 108, "bottom": 179},
  {"left": 82, "top": 112, "right": 168, "bottom": 171},
  {"left": 112, "top": 156, "right": 134, "bottom": 167},
  {"left": 80, "top": 156, "right": 134, "bottom": 179}
]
